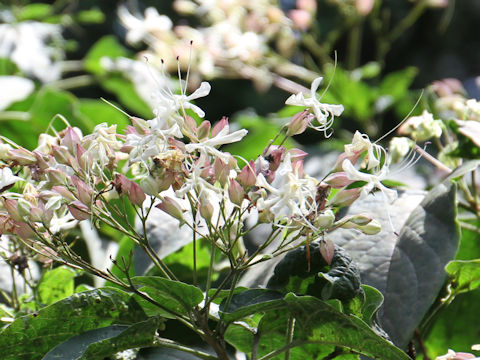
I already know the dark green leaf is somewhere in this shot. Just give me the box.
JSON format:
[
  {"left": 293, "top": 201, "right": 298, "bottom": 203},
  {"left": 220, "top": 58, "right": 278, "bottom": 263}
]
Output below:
[
  {"left": 0, "top": 288, "right": 147, "bottom": 360},
  {"left": 43, "top": 317, "right": 163, "bottom": 360},
  {"left": 267, "top": 243, "right": 362, "bottom": 301},
  {"left": 219, "top": 288, "right": 285, "bottom": 323},
  {"left": 38, "top": 266, "right": 77, "bottom": 305}
]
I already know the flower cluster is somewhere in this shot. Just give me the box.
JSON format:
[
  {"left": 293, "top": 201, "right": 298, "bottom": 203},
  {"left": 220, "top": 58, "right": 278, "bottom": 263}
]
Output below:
[
  {"left": 0, "top": 72, "right": 397, "bottom": 269},
  {"left": 115, "top": 1, "right": 316, "bottom": 90}
]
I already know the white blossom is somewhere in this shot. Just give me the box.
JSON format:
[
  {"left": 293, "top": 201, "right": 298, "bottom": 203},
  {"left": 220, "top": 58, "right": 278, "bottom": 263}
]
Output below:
[
  {"left": 0, "top": 15, "right": 64, "bottom": 82},
  {"left": 0, "top": 167, "right": 22, "bottom": 190},
  {"left": 0, "top": 76, "right": 34, "bottom": 111},
  {"left": 117, "top": 6, "right": 173, "bottom": 44},
  {"left": 285, "top": 77, "right": 344, "bottom": 136}
]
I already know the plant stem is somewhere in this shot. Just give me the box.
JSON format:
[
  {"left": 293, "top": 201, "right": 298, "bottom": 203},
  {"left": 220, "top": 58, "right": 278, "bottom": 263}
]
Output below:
[
  {"left": 347, "top": 19, "right": 363, "bottom": 70},
  {"left": 285, "top": 316, "right": 295, "bottom": 360}
]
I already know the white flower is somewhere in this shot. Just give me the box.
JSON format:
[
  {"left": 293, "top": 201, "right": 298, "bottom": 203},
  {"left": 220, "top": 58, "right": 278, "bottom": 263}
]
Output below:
[
  {"left": 126, "top": 122, "right": 182, "bottom": 163},
  {"left": 342, "top": 158, "right": 397, "bottom": 203},
  {"left": 153, "top": 81, "right": 211, "bottom": 123},
  {"left": 0, "top": 76, "right": 35, "bottom": 111},
  {"left": 82, "top": 123, "right": 122, "bottom": 169},
  {"left": 285, "top": 77, "right": 344, "bottom": 136},
  {"left": 389, "top": 137, "right": 415, "bottom": 163},
  {"left": 117, "top": 6, "right": 173, "bottom": 44},
  {"left": 0, "top": 167, "right": 22, "bottom": 190},
  {"left": 344, "top": 131, "right": 382, "bottom": 170},
  {"left": 0, "top": 17, "right": 64, "bottom": 82},
  {"left": 399, "top": 110, "right": 443, "bottom": 142},
  {"left": 185, "top": 123, "right": 248, "bottom": 162},
  {"left": 255, "top": 153, "right": 318, "bottom": 228}
]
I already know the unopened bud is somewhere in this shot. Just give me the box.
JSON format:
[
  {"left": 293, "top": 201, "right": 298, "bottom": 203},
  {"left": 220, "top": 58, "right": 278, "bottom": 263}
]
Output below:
[
  {"left": 228, "top": 179, "right": 245, "bottom": 206},
  {"left": 212, "top": 117, "right": 228, "bottom": 138},
  {"left": 68, "top": 200, "right": 91, "bottom": 221},
  {"left": 113, "top": 174, "right": 146, "bottom": 206},
  {"left": 71, "top": 176, "right": 93, "bottom": 205},
  {"left": 197, "top": 120, "right": 211, "bottom": 140},
  {"left": 286, "top": 110, "right": 311, "bottom": 136},
  {"left": 1, "top": 198, "right": 23, "bottom": 222},
  {"left": 61, "top": 127, "right": 82, "bottom": 154},
  {"left": 199, "top": 193, "right": 214, "bottom": 223},
  {"left": 314, "top": 209, "right": 335, "bottom": 228},
  {"left": 319, "top": 238, "right": 335, "bottom": 265},
  {"left": 214, "top": 158, "right": 230, "bottom": 187},
  {"left": 237, "top": 161, "right": 257, "bottom": 188},
  {"left": 324, "top": 172, "right": 355, "bottom": 188},
  {"left": 358, "top": 219, "right": 382, "bottom": 235},
  {"left": 9, "top": 148, "right": 36, "bottom": 165},
  {"left": 330, "top": 188, "right": 362, "bottom": 207},
  {"left": 156, "top": 196, "right": 184, "bottom": 223}
]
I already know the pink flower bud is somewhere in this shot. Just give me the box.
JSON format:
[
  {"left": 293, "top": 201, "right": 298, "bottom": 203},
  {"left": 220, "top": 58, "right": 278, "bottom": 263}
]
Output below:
[
  {"left": 68, "top": 200, "right": 91, "bottom": 221},
  {"left": 289, "top": 148, "right": 308, "bottom": 163},
  {"left": 45, "top": 168, "right": 68, "bottom": 185},
  {"left": 286, "top": 110, "right": 311, "bottom": 136},
  {"left": 214, "top": 158, "right": 230, "bottom": 186},
  {"left": 71, "top": 176, "right": 93, "bottom": 205},
  {"left": 113, "top": 174, "right": 146, "bottom": 206},
  {"left": 52, "top": 185, "right": 76, "bottom": 202},
  {"left": 197, "top": 120, "right": 211, "bottom": 140},
  {"left": 13, "top": 220, "right": 35, "bottom": 239},
  {"left": 324, "top": 172, "right": 355, "bottom": 188},
  {"left": 237, "top": 161, "right": 257, "bottom": 188},
  {"left": 212, "top": 116, "right": 228, "bottom": 138},
  {"left": 330, "top": 188, "right": 362, "bottom": 207},
  {"left": 156, "top": 197, "right": 184, "bottom": 223},
  {"left": 319, "top": 238, "right": 335, "bottom": 265},
  {"left": 33, "top": 151, "right": 51, "bottom": 171},
  {"left": 61, "top": 127, "right": 82, "bottom": 154},
  {"left": 1, "top": 198, "right": 22, "bottom": 222},
  {"left": 9, "top": 148, "right": 36, "bottom": 165},
  {"left": 199, "top": 194, "right": 214, "bottom": 223},
  {"left": 228, "top": 179, "right": 245, "bottom": 206},
  {"left": 288, "top": 9, "right": 312, "bottom": 31},
  {"left": 184, "top": 115, "right": 198, "bottom": 134}
]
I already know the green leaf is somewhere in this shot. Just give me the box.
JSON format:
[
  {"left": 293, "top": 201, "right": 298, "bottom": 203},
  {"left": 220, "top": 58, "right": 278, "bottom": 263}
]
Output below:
[
  {"left": 361, "top": 285, "right": 384, "bottom": 326},
  {"left": 131, "top": 277, "right": 203, "bottom": 317},
  {"left": 446, "top": 260, "right": 480, "bottom": 294},
  {"left": 75, "top": 99, "right": 129, "bottom": 132},
  {"left": 219, "top": 288, "right": 285, "bottom": 323},
  {"left": 283, "top": 294, "right": 410, "bottom": 360},
  {"left": 76, "top": 8, "right": 105, "bottom": 24},
  {"left": 0, "top": 288, "right": 147, "bottom": 360},
  {"left": 17, "top": 4, "right": 52, "bottom": 21},
  {"left": 38, "top": 266, "right": 77, "bottom": 305},
  {"left": 101, "top": 76, "right": 153, "bottom": 118},
  {"left": 379, "top": 67, "right": 418, "bottom": 102},
  {"left": 43, "top": 317, "right": 163, "bottom": 360},
  {"left": 84, "top": 36, "right": 129, "bottom": 76},
  {"left": 422, "top": 290, "right": 480, "bottom": 359}
]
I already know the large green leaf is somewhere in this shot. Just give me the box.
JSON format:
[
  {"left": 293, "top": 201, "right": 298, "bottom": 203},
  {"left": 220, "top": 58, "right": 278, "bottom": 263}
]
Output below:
[
  {"left": 225, "top": 294, "right": 410, "bottom": 360},
  {"left": 0, "top": 288, "right": 147, "bottom": 360},
  {"left": 38, "top": 266, "right": 77, "bottom": 305},
  {"left": 329, "top": 182, "right": 459, "bottom": 348},
  {"left": 131, "top": 276, "right": 204, "bottom": 317},
  {"left": 43, "top": 317, "right": 163, "bottom": 360}
]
